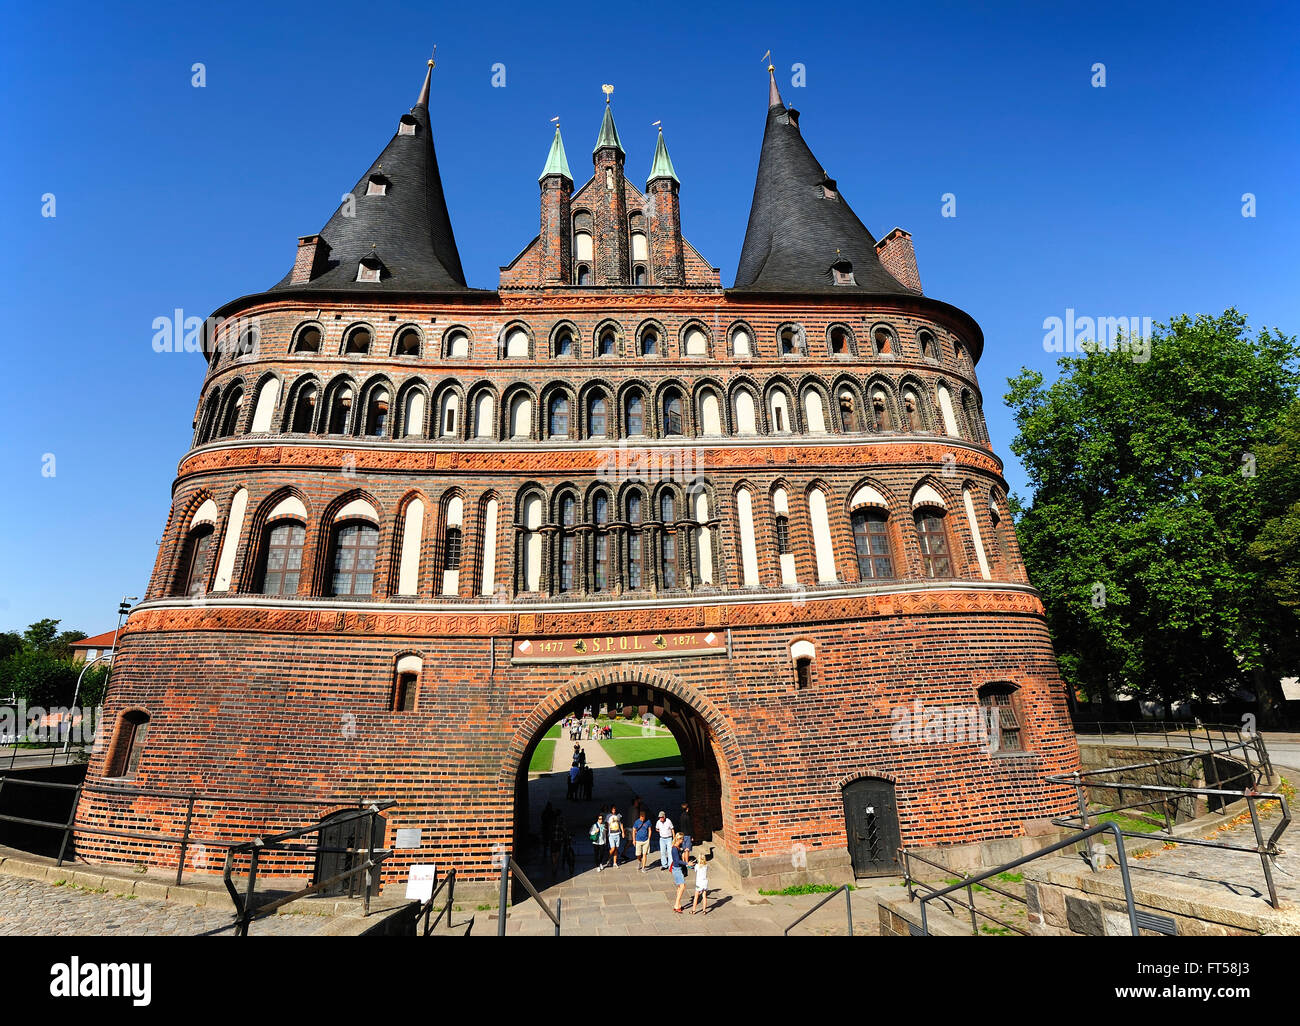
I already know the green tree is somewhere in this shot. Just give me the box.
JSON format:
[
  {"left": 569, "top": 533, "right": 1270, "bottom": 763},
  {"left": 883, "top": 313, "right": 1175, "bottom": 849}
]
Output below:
[
  {"left": 0, "top": 650, "right": 80, "bottom": 707},
  {"left": 1005, "top": 310, "right": 1299, "bottom": 723},
  {"left": 1249, "top": 401, "right": 1300, "bottom": 612}
]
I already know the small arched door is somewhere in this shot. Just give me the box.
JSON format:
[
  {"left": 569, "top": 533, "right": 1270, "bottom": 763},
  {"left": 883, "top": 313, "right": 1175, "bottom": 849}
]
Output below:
[{"left": 842, "top": 777, "right": 900, "bottom": 877}]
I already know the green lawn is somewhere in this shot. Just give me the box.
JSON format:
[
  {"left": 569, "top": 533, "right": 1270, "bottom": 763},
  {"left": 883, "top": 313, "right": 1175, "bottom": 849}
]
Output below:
[
  {"left": 597, "top": 734, "right": 683, "bottom": 770},
  {"left": 528, "top": 739, "right": 556, "bottom": 772}
]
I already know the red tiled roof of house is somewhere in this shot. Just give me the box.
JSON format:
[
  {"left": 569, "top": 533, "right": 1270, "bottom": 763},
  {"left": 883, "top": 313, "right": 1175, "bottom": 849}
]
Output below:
[{"left": 69, "top": 629, "right": 121, "bottom": 649}]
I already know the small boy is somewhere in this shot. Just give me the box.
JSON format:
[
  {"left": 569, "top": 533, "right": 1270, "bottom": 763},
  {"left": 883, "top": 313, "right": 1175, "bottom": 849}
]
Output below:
[{"left": 690, "top": 851, "right": 710, "bottom": 915}]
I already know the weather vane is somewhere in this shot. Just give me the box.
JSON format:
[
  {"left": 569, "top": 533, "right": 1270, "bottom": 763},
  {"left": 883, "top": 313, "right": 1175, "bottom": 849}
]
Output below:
[
  {"left": 652, "top": 119, "right": 662, "bottom": 130},
  {"left": 761, "top": 49, "right": 774, "bottom": 72},
  {"left": 602, "top": 83, "right": 614, "bottom": 103},
  {"left": 551, "top": 115, "right": 560, "bottom": 127}
]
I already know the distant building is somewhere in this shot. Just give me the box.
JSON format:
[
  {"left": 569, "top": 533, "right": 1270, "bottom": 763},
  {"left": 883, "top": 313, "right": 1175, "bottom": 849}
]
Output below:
[{"left": 69, "top": 630, "right": 121, "bottom": 665}]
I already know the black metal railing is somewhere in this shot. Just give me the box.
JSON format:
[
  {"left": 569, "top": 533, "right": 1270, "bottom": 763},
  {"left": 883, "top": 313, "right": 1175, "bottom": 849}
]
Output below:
[
  {"left": 783, "top": 885, "right": 854, "bottom": 936},
  {"left": 418, "top": 867, "right": 462, "bottom": 936},
  {"left": 906, "top": 822, "right": 1140, "bottom": 937},
  {"left": 0, "top": 777, "right": 378, "bottom": 886},
  {"left": 497, "top": 856, "right": 562, "bottom": 937},
  {"left": 222, "top": 800, "right": 396, "bottom": 937}
]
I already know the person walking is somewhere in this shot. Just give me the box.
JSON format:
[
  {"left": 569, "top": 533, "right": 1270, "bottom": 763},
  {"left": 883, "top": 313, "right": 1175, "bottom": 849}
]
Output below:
[
  {"left": 606, "top": 805, "right": 623, "bottom": 868},
  {"left": 567, "top": 760, "right": 580, "bottom": 801},
  {"left": 655, "top": 810, "right": 674, "bottom": 870},
  {"left": 633, "top": 809, "right": 653, "bottom": 871},
  {"left": 670, "top": 832, "right": 688, "bottom": 912},
  {"left": 590, "top": 812, "right": 607, "bottom": 869},
  {"left": 679, "top": 802, "right": 694, "bottom": 855},
  {"left": 689, "top": 850, "right": 710, "bottom": 914}
]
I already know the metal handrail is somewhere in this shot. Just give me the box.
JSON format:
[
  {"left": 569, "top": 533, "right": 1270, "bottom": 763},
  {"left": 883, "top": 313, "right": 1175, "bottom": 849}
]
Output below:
[
  {"left": 782, "top": 884, "right": 853, "bottom": 936},
  {"left": 497, "top": 856, "right": 562, "bottom": 937},
  {"left": 419, "top": 868, "right": 458, "bottom": 936},
  {"left": 0, "top": 775, "right": 376, "bottom": 885},
  {"left": 222, "top": 801, "right": 396, "bottom": 936},
  {"left": 900, "top": 848, "right": 1025, "bottom": 933},
  {"left": 915, "top": 822, "right": 1139, "bottom": 936}
]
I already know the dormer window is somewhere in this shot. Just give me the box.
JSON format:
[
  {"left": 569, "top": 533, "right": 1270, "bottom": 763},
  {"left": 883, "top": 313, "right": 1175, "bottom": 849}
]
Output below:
[
  {"left": 832, "top": 260, "right": 856, "bottom": 286},
  {"left": 818, "top": 177, "right": 838, "bottom": 201},
  {"left": 356, "top": 257, "right": 382, "bottom": 283},
  {"left": 398, "top": 115, "right": 417, "bottom": 136},
  {"left": 366, "top": 175, "right": 389, "bottom": 197}
]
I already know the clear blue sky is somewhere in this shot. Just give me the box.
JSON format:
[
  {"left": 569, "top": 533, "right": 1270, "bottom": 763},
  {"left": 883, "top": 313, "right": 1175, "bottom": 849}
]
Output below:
[{"left": 2, "top": 1, "right": 1297, "bottom": 635}]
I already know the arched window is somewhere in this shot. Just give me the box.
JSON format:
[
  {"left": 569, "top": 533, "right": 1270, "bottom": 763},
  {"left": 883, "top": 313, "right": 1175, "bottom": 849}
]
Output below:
[
  {"left": 839, "top": 390, "right": 860, "bottom": 432},
  {"left": 250, "top": 377, "right": 281, "bottom": 432},
  {"left": 480, "top": 497, "right": 499, "bottom": 596},
  {"left": 872, "top": 326, "right": 893, "bottom": 355},
  {"left": 329, "top": 521, "right": 379, "bottom": 597},
  {"left": 108, "top": 710, "right": 150, "bottom": 778},
  {"left": 395, "top": 328, "right": 421, "bottom": 356},
  {"left": 626, "top": 492, "right": 644, "bottom": 589},
  {"left": 625, "top": 393, "right": 645, "bottom": 436},
  {"left": 443, "top": 527, "right": 462, "bottom": 576},
  {"left": 735, "top": 488, "right": 759, "bottom": 587},
  {"left": 397, "top": 498, "right": 424, "bottom": 596},
  {"left": 598, "top": 331, "right": 616, "bottom": 357},
  {"left": 394, "top": 666, "right": 419, "bottom": 712},
  {"left": 588, "top": 395, "right": 608, "bottom": 438},
  {"left": 218, "top": 387, "right": 244, "bottom": 437},
  {"left": 509, "top": 393, "right": 533, "bottom": 439},
  {"left": 520, "top": 493, "right": 544, "bottom": 592},
  {"left": 731, "top": 327, "right": 752, "bottom": 358},
  {"left": 592, "top": 493, "right": 610, "bottom": 592},
  {"left": 662, "top": 390, "right": 684, "bottom": 436},
  {"left": 344, "top": 326, "right": 372, "bottom": 355},
  {"left": 918, "top": 330, "right": 935, "bottom": 360},
  {"left": 291, "top": 384, "right": 318, "bottom": 433},
  {"left": 473, "top": 391, "right": 495, "bottom": 439},
  {"left": 574, "top": 211, "right": 593, "bottom": 279},
  {"left": 770, "top": 390, "right": 791, "bottom": 433},
  {"left": 403, "top": 390, "right": 427, "bottom": 438},
  {"left": 772, "top": 487, "right": 796, "bottom": 586},
  {"left": 808, "top": 487, "right": 837, "bottom": 583},
  {"left": 548, "top": 395, "right": 570, "bottom": 439},
  {"left": 659, "top": 492, "right": 680, "bottom": 590},
  {"left": 903, "top": 389, "right": 924, "bottom": 431},
  {"left": 829, "top": 326, "right": 850, "bottom": 355},
  {"left": 197, "top": 392, "right": 221, "bottom": 444},
  {"left": 691, "top": 490, "right": 714, "bottom": 586},
  {"left": 735, "top": 390, "right": 758, "bottom": 434},
  {"left": 326, "top": 385, "right": 354, "bottom": 435},
  {"left": 294, "top": 325, "right": 322, "bottom": 353},
  {"left": 176, "top": 525, "right": 215, "bottom": 596},
  {"left": 364, "top": 390, "right": 390, "bottom": 437},
  {"left": 700, "top": 392, "right": 722, "bottom": 435},
  {"left": 577, "top": 265, "right": 591, "bottom": 286},
  {"left": 443, "top": 329, "right": 469, "bottom": 358},
  {"left": 633, "top": 265, "right": 647, "bottom": 285},
  {"left": 641, "top": 329, "right": 658, "bottom": 357},
  {"left": 557, "top": 494, "right": 577, "bottom": 593},
  {"left": 803, "top": 388, "right": 826, "bottom": 432},
  {"left": 504, "top": 327, "right": 529, "bottom": 358},
  {"left": 963, "top": 392, "right": 983, "bottom": 443},
  {"left": 660, "top": 492, "right": 676, "bottom": 523},
  {"left": 779, "top": 326, "right": 800, "bottom": 356},
  {"left": 257, "top": 520, "right": 306, "bottom": 595},
  {"left": 851, "top": 508, "right": 893, "bottom": 579},
  {"left": 683, "top": 326, "right": 708, "bottom": 357},
  {"left": 795, "top": 656, "right": 813, "bottom": 690},
  {"left": 979, "top": 683, "right": 1023, "bottom": 752},
  {"left": 555, "top": 330, "right": 574, "bottom": 358},
  {"left": 937, "top": 384, "right": 960, "bottom": 436},
  {"left": 914, "top": 510, "right": 951, "bottom": 578},
  {"left": 872, "top": 390, "right": 893, "bottom": 431}
]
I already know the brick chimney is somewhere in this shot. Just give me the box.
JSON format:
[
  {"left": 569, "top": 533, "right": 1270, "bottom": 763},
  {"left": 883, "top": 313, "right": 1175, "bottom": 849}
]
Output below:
[
  {"left": 290, "top": 235, "right": 330, "bottom": 285},
  {"left": 875, "top": 228, "right": 922, "bottom": 294}
]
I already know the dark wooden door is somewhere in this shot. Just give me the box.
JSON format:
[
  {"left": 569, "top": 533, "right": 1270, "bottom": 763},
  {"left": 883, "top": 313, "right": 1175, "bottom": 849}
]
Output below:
[
  {"left": 313, "top": 811, "right": 384, "bottom": 898},
  {"left": 842, "top": 777, "right": 900, "bottom": 877}
]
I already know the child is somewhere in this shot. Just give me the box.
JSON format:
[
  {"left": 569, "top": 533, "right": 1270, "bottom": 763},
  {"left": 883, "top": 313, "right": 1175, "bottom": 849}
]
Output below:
[{"left": 690, "top": 851, "right": 710, "bottom": 915}]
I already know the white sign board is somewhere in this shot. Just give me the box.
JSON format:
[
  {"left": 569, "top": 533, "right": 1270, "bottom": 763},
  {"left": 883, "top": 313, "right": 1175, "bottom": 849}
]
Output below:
[{"left": 405, "top": 864, "right": 437, "bottom": 903}]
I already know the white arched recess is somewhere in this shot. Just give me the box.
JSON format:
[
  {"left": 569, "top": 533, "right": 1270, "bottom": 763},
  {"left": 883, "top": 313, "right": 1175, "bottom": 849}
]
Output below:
[
  {"left": 735, "top": 489, "right": 759, "bottom": 587},
  {"left": 735, "top": 391, "right": 758, "bottom": 435},
  {"left": 397, "top": 499, "right": 425, "bottom": 596},
  {"left": 474, "top": 392, "right": 495, "bottom": 438},
  {"left": 773, "top": 488, "right": 797, "bottom": 586},
  {"left": 522, "top": 494, "right": 544, "bottom": 592},
  {"left": 442, "top": 497, "right": 464, "bottom": 596},
  {"left": 250, "top": 378, "right": 281, "bottom": 432},
  {"left": 962, "top": 486, "right": 991, "bottom": 580},
  {"left": 505, "top": 328, "right": 529, "bottom": 358},
  {"left": 212, "top": 488, "right": 248, "bottom": 592},
  {"left": 803, "top": 389, "right": 827, "bottom": 433},
  {"left": 937, "top": 384, "right": 960, "bottom": 436},
  {"left": 701, "top": 393, "right": 722, "bottom": 435},
  {"left": 405, "top": 392, "right": 426, "bottom": 437},
  {"left": 808, "top": 487, "right": 836, "bottom": 583},
  {"left": 692, "top": 491, "right": 714, "bottom": 585},
  {"left": 480, "top": 498, "right": 499, "bottom": 596},
  {"left": 190, "top": 499, "right": 219, "bottom": 528},
  {"left": 509, "top": 394, "right": 532, "bottom": 439}
]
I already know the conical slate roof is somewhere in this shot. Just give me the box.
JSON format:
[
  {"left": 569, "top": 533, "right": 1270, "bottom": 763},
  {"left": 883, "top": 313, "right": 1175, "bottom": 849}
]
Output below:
[
  {"left": 647, "top": 129, "right": 679, "bottom": 185},
  {"left": 593, "top": 102, "right": 624, "bottom": 155},
  {"left": 539, "top": 126, "right": 573, "bottom": 182},
  {"left": 273, "top": 63, "right": 467, "bottom": 292},
  {"left": 733, "top": 73, "right": 917, "bottom": 295}
]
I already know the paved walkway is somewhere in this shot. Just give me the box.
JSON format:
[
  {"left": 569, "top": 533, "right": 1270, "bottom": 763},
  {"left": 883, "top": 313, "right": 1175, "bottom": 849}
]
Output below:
[{"left": 0, "top": 875, "right": 341, "bottom": 936}]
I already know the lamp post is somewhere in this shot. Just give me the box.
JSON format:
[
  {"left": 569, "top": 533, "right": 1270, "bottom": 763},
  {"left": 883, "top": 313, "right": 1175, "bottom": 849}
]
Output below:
[{"left": 62, "top": 595, "right": 137, "bottom": 756}]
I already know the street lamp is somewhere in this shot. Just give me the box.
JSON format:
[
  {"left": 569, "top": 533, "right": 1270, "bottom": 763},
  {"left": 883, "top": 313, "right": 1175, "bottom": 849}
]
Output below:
[{"left": 63, "top": 595, "right": 137, "bottom": 756}]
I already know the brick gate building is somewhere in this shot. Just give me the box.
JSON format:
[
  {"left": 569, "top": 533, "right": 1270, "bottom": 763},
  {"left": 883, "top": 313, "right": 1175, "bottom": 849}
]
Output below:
[{"left": 77, "top": 62, "right": 1080, "bottom": 892}]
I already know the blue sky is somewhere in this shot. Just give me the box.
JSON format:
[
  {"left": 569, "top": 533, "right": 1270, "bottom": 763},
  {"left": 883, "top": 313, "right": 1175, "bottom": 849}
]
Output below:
[{"left": 2, "top": 1, "right": 1296, "bottom": 635}]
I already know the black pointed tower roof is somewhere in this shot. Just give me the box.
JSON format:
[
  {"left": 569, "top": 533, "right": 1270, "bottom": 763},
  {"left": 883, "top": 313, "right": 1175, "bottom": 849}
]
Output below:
[
  {"left": 273, "top": 61, "right": 467, "bottom": 292},
  {"left": 733, "top": 69, "right": 917, "bottom": 296}
]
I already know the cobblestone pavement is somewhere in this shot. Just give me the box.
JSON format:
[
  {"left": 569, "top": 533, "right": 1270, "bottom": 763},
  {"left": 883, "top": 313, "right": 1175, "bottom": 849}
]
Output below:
[{"left": 0, "top": 875, "right": 340, "bottom": 936}]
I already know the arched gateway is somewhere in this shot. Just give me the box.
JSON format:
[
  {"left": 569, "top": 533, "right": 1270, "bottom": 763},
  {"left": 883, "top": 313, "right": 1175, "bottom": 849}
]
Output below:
[{"left": 72, "top": 61, "right": 1081, "bottom": 903}]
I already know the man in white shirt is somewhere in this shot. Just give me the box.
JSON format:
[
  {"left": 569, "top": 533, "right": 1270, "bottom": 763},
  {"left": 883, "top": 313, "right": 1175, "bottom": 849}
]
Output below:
[{"left": 655, "top": 811, "right": 675, "bottom": 871}]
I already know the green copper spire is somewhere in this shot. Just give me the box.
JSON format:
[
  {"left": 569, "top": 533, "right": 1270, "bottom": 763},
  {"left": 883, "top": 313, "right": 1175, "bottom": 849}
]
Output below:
[
  {"left": 647, "top": 127, "right": 679, "bottom": 185},
  {"left": 593, "top": 100, "right": 624, "bottom": 155},
  {"left": 538, "top": 125, "right": 573, "bottom": 183}
]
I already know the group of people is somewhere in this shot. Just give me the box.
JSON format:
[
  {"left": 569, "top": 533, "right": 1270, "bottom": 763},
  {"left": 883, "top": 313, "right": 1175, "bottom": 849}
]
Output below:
[
  {"left": 558, "top": 710, "right": 613, "bottom": 742},
  {"left": 583, "top": 800, "right": 711, "bottom": 914}
]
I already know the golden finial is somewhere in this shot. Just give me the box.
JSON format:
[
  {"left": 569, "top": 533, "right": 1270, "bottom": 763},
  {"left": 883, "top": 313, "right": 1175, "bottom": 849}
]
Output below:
[
  {"left": 602, "top": 83, "right": 614, "bottom": 103},
  {"left": 428, "top": 44, "right": 437, "bottom": 69},
  {"left": 551, "top": 115, "right": 560, "bottom": 127},
  {"left": 652, "top": 119, "right": 662, "bottom": 130}
]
